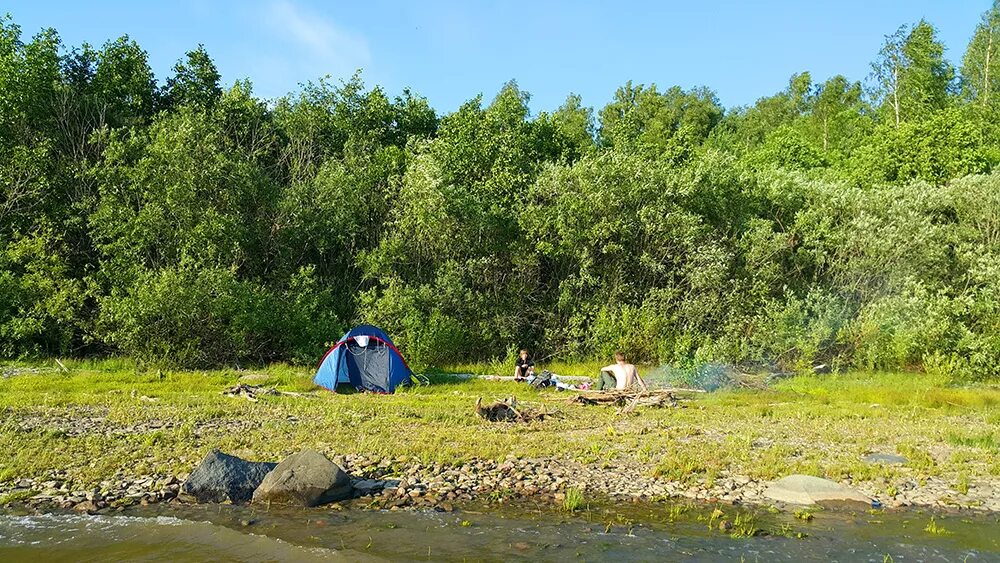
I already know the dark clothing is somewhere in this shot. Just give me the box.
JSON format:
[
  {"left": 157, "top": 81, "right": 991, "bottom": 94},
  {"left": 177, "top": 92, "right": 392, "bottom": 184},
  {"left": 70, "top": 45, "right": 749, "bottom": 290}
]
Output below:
[
  {"left": 515, "top": 356, "right": 534, "bottom": 379},
  {"left": 595, "top": 371, "right": 617, "bottom": 391}
]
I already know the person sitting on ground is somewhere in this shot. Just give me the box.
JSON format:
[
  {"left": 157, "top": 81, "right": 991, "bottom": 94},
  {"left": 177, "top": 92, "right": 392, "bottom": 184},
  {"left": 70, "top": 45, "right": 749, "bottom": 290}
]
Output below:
[
  {"left": 595, "top": 351, "right": 648, "bottom": 391},
  {"left": 514, "top": 349, "right": 535, "bottom": 381}
]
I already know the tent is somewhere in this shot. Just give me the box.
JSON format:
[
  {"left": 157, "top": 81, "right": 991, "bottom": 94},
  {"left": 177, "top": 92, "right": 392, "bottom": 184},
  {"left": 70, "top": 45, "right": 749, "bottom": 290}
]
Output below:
[{"left": 313, "top": 325, "right": 413, "bottom": 393}]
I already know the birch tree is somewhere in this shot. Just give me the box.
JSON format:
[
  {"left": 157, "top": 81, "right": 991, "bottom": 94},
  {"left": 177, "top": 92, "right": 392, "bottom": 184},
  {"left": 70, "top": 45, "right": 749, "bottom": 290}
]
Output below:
[
  {"left": 962, "top": 0, "right": 1000, "bottom": 107},
  {"left": 871, "top": 21, "right": 953, "bottom": 127}
]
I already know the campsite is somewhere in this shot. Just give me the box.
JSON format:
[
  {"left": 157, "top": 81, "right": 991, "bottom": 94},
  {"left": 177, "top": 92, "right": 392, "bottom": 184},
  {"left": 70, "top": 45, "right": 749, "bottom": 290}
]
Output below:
[
  {"left": 2, "top": 357, "right": 999, "bottom": 560},
  {"left": 4, "top": 0, "right": 1000, "bottom": 560}
]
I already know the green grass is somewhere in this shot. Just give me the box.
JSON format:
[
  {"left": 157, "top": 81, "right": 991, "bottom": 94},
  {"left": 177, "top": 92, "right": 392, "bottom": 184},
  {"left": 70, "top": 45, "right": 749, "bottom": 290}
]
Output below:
[
  {"left": 562, "top": 487, "right": 585, "bottom": 512},
  {"left": 923, "top": 516, "right": 953, "bottom": 535},
  {"left": 946, "top": 432, "right": 998, "bottom": 451},
  {"left": 1, "top": 360, "right": 998, "bottom": 496},
  {"left": 0, "top": 490, "right": 37, "bottom": 505}
]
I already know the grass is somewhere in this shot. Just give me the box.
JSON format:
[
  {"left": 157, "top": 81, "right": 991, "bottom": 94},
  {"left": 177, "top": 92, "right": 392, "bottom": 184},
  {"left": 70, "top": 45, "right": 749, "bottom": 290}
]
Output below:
[
  {"left": 563, "top": 487, "right": 585, "bottom": 512},
  {"left": 0, "top": 490, "right": 37, "bottom": 505},
  {"left": 1, "top": 359, "right": 999, "bottom": 498},
  {"left": 923, "top": 516, "right": 953, "bottom": 535}
]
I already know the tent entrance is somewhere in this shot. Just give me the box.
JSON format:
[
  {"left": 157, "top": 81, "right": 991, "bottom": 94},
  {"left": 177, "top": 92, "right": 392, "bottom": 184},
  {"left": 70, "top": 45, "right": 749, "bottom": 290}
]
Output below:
[{"left": 344, "top": 340, "right": 391, "bottom": 392}]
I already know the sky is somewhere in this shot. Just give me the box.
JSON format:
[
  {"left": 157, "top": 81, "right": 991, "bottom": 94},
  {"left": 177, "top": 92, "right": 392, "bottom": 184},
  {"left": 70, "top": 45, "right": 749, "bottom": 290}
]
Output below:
[{"left": 4, "top": 0, "right": 992, "bottom": 114}]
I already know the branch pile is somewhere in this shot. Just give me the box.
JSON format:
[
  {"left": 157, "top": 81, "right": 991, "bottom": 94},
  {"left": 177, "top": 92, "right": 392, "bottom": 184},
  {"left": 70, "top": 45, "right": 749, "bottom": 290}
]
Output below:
[
  {"left": 567, "top": 389, "right": 688, "bottom": 413},
  {"left": 475, "top": 396, "right": 557, "bottom": 423},
  {"left": 222, "top": 383, "right": 312, "bottom": 402}
]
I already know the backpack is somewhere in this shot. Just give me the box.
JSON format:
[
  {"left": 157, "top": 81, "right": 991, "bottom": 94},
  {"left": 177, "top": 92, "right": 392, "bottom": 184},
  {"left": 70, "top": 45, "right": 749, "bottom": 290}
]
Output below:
[{"left": 529, "top": 370, "right": 553, "bottom": 388}]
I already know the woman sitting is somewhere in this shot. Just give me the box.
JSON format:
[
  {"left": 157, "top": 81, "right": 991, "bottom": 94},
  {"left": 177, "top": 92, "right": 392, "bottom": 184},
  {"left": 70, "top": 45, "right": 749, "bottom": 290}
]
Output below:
[{"left": 513, "top": 349, "right": 534, "bottom": 381}]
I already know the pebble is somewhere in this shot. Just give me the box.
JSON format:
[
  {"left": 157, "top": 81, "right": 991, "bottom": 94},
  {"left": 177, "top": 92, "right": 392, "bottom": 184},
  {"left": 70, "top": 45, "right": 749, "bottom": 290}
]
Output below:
[{"left": 1, "top": 443, "right": 998, "bottom": 515}]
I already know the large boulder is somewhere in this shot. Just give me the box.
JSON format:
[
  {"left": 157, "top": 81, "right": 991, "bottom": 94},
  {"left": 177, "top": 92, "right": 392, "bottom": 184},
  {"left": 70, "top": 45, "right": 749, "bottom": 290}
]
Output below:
[
  {"left": 252, "top": 449, "right": 352, "bottom": 507},
  {"left": 764, "top": 474, "right": 872, "bottom": 505},
  {"left": 180, "top": 450, "right": 277, "bottom": 504}
]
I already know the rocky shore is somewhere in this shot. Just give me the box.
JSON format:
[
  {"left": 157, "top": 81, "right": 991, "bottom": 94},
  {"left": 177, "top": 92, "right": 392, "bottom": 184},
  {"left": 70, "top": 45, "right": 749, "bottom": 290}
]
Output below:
[{"left": 2, "top": 452, "right": 998, "bottom": 515}]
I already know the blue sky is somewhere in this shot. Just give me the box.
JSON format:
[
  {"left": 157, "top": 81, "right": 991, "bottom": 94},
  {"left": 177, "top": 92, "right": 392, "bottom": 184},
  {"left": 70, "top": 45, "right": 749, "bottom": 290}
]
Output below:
[{"left": 4, "top": 1, "right": 991, "bottom": 114}]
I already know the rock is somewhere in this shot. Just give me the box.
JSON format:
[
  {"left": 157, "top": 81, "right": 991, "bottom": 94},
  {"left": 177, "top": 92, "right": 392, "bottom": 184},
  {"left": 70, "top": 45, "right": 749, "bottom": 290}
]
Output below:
[
  {"left": 764, "top": 475, "right": 872, "bottom": 505},
  {"left": 180, "top": 450, "right": 276, "bottom": 504},
  {"left": 352, "top": 479, "right": 382, "bottom": 494},
  {"left": 73, "top": 500, "right": 98, "bottom": 514},
  {"left": 861, "top": 453, "right": 908, "bottom": 465},
  {"left": 513, "top": 542, "right": 532, "bottom": 551},
  {"left": 252, "top": 449, "right": 351, "bottom": 507}
]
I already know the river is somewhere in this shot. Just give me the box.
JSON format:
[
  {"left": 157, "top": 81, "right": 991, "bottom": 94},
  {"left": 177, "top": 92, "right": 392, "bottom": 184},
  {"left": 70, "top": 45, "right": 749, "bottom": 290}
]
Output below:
[{"left": 1, "top": 501, "right": 997, "bottom": 562}]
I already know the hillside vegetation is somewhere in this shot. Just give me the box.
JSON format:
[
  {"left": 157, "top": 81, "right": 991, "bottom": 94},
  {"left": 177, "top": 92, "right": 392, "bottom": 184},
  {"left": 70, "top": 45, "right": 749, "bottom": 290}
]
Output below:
[{"left": 4, "top": 7, "right": 1000, "bottom": 378}]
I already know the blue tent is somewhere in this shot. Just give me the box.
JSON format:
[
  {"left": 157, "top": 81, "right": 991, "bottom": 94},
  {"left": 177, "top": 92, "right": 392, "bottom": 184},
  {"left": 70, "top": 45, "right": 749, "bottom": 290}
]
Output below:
[{"left": 313, "top": 325, "right": 413, "bottom": 393}]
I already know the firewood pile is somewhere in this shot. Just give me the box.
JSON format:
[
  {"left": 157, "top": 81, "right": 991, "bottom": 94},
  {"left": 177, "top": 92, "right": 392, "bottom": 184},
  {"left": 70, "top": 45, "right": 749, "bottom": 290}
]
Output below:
[
  {"left": 567, "top": 389, "right": 692, "bottom": 413},
  {"left": 475, "top": 396, "right": 557, "bottom": 423}
]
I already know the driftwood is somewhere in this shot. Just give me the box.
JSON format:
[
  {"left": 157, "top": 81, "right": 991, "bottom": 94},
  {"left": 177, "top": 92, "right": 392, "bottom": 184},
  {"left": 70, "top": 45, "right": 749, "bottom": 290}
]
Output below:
[
  {"left": 475, "top": 396, "right": 556, "bottom": 423},
  {"left": 568, "top": 389, "right": 684, "bottom": 413},
  {"left": 222, "top": 383, "right": 312, "bottom": 402}
]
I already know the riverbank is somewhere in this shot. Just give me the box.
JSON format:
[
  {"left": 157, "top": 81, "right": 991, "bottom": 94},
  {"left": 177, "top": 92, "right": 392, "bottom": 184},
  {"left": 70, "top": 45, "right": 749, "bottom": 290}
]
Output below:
[{"left": 1, "top": 361, "right": 998, "bottom": 514}]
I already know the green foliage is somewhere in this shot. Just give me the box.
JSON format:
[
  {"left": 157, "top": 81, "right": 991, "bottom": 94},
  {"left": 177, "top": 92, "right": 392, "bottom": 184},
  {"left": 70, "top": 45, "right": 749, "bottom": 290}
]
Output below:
[
  {"left": 961, "top": 1, "right": 1000, "bottom": 108},
  {"left": 599, "top": 82, "right": 722, "bottom": 161},
  {"left": 97, "top": 266, "right": 269, "bottom": 367},
  {"left": 871, "top": 21, "right": 955, "bottom": 127},
  {"left": 0, "top": 230, "right": 86, "bottom": 357},
  {"left": 562, "top": 487, "right": 585, "bottom": 512},
  {"left": 164, "top": 44, "right": 222, "bottom": 110},
  {"left": 751, "top": 126, "right": 828, "bottom": 170},
  {"left": 1, "top": 13, "right": 1000, "bottom": 379},
  {"left": 923, "top": 516, "right": 952, "bottom": 535},
  {"left": 849, "top": 108, "right": 992, "bottom": 185}
]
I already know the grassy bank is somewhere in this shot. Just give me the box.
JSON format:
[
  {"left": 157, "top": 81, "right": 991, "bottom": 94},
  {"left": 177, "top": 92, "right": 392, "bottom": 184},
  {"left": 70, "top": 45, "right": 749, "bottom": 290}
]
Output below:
[{"left": 2, "top": 360, "right": 998, "bottom": 505}]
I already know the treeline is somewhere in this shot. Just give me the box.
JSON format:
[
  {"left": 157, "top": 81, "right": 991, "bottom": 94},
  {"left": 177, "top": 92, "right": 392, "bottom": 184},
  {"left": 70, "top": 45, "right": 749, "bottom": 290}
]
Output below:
[{"left": 3, "top": 7, "right": 1000, "bottom": 378}]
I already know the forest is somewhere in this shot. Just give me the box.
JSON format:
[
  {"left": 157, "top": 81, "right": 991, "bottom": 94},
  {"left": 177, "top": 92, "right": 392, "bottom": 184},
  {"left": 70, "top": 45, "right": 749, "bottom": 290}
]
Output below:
[{"left": 3, "top": 6, "right": 1000, "bottom": 379}]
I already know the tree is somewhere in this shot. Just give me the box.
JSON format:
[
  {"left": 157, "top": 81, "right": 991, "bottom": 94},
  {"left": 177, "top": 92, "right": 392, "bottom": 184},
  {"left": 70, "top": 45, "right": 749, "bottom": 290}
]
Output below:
[
  {"left": 599, "top": 82, "right": 723, "bottom": 158},
  {"left": 962, "top": 1, "right": 1000, "bottom": 108},
  {"left": 807, "top": 75, "right": 870, "bottom": 156},
  {"left": 871, "top": 21, "right": 955, "bottom": 127},
  {"left": 91, "top": 36, "right": 157, "bottom": 129},
  {"left": 164, "top": 44, "right": 222, "bottom": 110},
  {"left": 709, "top": 72, "right": 812, "bottom": 153},
  {"left": 548, "top": 93, "right": 595, "bottom": 160}
]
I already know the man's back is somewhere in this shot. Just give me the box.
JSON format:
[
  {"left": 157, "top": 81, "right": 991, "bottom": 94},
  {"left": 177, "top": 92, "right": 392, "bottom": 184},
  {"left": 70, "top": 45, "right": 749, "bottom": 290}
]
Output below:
[{"left": 602, "top": 362, "right": 640, "bottom": 389}]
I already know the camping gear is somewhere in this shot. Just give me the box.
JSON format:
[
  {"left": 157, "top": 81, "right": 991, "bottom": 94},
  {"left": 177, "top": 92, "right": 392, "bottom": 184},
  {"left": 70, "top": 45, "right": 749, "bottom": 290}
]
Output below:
[
  {"left": 528, "top": 370, "right": 553, "bottom": 388},
  {"left": 313, "top": 325, "right": 413, "bottom": 393}
]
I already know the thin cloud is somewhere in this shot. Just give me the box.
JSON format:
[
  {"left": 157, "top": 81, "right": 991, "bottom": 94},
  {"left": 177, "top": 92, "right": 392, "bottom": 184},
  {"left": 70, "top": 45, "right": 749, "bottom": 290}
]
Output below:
[{"left": 266, "top": 0, "right": 371, "bottom": 70}]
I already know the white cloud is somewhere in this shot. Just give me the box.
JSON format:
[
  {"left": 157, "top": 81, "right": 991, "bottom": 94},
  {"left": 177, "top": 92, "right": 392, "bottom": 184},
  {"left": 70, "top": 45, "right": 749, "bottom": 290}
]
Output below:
[{"left": 266, "top": 0, "right": 371, "bottom": 71}]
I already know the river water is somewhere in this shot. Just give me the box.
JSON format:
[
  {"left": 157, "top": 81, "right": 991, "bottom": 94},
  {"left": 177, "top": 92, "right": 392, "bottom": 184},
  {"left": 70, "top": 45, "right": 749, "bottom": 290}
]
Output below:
[{"left": 1, "top": 501, "right": 997, "bottom": 562}]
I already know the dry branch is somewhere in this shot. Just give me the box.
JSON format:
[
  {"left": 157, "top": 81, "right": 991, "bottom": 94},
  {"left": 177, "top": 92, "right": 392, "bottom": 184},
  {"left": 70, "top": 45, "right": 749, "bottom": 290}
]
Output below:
[
  {"left": 567, "top": 389, "right": 682, "bottom": 411},
  {"left": 475, "top": 396, "right": 557, "bottom": 423},
  {"left": 222, "top": 383, "right": 312, "bottom": 402}
]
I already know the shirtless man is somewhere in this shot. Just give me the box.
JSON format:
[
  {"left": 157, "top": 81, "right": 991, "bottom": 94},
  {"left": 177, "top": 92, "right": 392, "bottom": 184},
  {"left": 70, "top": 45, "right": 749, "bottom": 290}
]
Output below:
[{"left": 596, "top": 352, "right": 648, "bottom": 391}]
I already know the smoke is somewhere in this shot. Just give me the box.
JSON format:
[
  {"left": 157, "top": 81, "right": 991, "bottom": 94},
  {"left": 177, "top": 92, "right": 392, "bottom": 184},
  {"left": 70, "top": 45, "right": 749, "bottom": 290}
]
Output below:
[
  {"left": 644, "top": 362, "right": 791, "bottom": 391},
  {"left": 641, "top": 362, "right": 731, "bottom": 391}
]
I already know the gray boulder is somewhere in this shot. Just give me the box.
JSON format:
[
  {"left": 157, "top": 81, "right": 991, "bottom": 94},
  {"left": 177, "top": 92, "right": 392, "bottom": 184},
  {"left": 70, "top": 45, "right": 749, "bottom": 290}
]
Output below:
[
  {"left": 764, "top": 474, "right": 871, "bottom": 505},
  {"left": 252, "top": 449, "right": 352, "bottom": 507},
  {"left": 180, "top": 450, "right": 276, "bottom": 504}
]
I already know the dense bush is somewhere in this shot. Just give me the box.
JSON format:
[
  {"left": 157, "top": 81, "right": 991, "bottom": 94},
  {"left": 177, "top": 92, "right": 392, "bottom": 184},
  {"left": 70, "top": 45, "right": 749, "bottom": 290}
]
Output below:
[{"left": 2, "top": 10, "right": 1000, "bottom": 378}]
